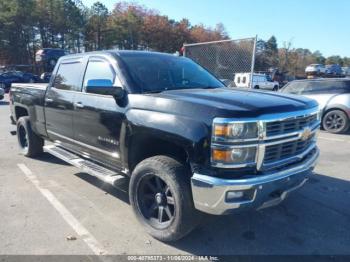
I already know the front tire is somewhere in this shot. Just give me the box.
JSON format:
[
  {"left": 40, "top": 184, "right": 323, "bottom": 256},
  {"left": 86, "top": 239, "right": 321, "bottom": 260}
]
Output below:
[
  {"left": 273, "top": 85, "right": 279, "bottom": 91},
  {"left": 17, "top": 116, "right": 44, "bottom": 157},
  {"left": 322, "top": 110, "right": 349, "bottom": 134},
  {"left": 129, "top": 155, "right": 198, "bottom": 242}
]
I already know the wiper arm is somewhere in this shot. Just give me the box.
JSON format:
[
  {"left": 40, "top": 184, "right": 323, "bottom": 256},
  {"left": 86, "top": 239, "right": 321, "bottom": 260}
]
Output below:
[
  {"left": 143, "top": 90, "right": 164, "bottom": 94},
  {"left": 201, "top": 86, "right": 221, "bottom": 89}
]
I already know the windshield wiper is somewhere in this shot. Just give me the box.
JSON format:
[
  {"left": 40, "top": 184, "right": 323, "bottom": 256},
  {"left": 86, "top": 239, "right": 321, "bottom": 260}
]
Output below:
[
  {"left": 201, "top": 86, "right": 221, "bottom": 89},
  {"left": 143, "top": 90, "right": 164, "bottom": 94}
]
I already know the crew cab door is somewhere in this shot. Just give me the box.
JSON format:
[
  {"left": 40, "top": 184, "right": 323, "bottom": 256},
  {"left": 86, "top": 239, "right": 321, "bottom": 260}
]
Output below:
[
  {"left": 72, "top": 56, "right": 125, "bottom": 170},
  {"left": 45, "top": 58, "right": 84, "bottom": 142}
]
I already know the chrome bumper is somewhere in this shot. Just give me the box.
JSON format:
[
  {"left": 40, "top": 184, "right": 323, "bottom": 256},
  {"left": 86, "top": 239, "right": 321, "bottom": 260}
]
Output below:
[{"left": 191, "top": 147, "right": 319, "bottom": 215}]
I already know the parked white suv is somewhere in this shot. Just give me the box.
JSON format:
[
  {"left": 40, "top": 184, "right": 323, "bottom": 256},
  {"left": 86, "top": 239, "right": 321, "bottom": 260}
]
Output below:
[
  {"left": 234, "top": 73, "right": 279, "bottom": 91},
  {"left": 305, "top": 64, "right": 326, "bottom": 75}
]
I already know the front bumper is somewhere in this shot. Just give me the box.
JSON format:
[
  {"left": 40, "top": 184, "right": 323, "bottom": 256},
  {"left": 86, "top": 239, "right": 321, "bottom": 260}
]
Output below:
[{"left": 191, "top": 147, "right": 319, "bottom": 215}]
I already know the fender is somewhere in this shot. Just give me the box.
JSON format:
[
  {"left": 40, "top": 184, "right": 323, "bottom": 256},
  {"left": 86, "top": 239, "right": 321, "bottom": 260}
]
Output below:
[{"left": 123, "top": 108, "right": 211, "bottom": 168}]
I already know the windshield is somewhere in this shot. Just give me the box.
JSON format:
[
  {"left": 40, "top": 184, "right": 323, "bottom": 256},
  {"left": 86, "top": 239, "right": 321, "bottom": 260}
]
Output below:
[
  {"left": 281, "top": 81, "right": 307, "bottom": 94},
  {"left": 120, "top": 53, "right": 225, "bottom": 93}
]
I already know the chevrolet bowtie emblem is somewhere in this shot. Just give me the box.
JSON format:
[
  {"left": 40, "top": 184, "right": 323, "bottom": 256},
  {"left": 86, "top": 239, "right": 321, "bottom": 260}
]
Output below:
[{"left": 300, "top": 127, "right": 312, "bottom": 141}]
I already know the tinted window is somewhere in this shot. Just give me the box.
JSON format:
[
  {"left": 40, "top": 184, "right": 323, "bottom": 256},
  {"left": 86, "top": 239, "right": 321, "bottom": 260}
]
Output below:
[
  {"left": 120, "top": 54, "right": 224, "bottom": 93},
  {"left": 282, "top": 80, "right": 350, "bottom": 95},
  {"left": 242, "top": 76, "right": 246, "bottom": 83},
  {"left": 83, "top": 60, "right": 115, "bottom": 88},
  {"left": 303, "top": 81, "right": 350, "bottom": 94},
  {"left": 53, "top": 62, "right": 82, "bottom": 91}
]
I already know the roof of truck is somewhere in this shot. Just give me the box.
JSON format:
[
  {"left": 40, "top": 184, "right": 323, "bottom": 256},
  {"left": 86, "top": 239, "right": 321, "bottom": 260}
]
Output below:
[{"left": 61, "top": 50, "right": 177, "bottom": 59}]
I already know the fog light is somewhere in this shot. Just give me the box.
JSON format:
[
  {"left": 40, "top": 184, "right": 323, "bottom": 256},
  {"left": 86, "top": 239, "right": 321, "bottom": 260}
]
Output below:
[{"left": 226, "top": 191, "right": 244, "bottom": 201}]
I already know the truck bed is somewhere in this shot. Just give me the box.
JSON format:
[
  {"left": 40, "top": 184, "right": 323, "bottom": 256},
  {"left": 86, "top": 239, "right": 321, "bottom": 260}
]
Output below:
[{"left": 10, "top": 82, "right": 48, "bottom": 137}]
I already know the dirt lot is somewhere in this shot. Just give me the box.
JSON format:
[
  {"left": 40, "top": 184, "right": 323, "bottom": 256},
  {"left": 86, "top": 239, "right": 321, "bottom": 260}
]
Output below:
[{"left": 0, "top": 94, "right": 349, "bottom": 255}]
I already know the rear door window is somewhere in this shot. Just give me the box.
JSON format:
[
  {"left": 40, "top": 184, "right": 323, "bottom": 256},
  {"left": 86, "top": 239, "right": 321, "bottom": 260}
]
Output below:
[{"left": 53, "top": 61, "right": 82, "bottom": 91}]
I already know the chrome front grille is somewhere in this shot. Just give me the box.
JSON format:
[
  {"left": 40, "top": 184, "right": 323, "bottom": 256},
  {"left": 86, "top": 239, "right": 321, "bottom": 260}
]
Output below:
[
  {"left": 266, "top": 114, "right": 318, "bottom": 137},
  {"left": 264, "top": 134, "right": 315, "bottom": 164},
  {"left": 211, "top": 108, "right": 320, "bottom": 171}
]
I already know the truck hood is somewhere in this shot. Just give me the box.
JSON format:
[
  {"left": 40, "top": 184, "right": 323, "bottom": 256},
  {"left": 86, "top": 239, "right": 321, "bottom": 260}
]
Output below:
[{"left": 153, "top": 88, "right": 318, "bottom": 117}]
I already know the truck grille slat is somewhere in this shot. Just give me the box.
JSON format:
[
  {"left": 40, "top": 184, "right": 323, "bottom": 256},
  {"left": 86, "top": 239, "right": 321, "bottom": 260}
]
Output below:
[
  {"left": 264, "top": 134, "right": 315, "bottom": 163},
  {"left": 266, "top": 114, "right": 318, "bottom": 137}
]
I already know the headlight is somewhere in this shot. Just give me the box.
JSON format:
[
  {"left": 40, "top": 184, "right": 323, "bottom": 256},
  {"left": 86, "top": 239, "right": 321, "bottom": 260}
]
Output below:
[
  {"left": 213, "top": 122, "right": 258, "bottom": 140},
  {"left": 212, "top": 147, "right": 257, "bottom": 165}
]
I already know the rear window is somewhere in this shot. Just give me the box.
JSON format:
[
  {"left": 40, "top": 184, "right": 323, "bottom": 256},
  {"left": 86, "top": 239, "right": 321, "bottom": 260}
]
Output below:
[{"left": 53, "top": 62, "right": 82, "bottom": 91}]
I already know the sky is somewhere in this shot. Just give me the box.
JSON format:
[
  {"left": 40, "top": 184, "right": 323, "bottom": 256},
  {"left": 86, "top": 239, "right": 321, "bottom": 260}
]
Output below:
[{"left": 83, "top": 0, "right": 350, "bottom": 57}]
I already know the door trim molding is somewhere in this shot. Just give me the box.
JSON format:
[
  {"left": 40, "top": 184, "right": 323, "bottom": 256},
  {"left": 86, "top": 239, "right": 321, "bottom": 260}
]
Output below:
[{"left": 47, "top": 130, "right": 120, "bottom": 159}]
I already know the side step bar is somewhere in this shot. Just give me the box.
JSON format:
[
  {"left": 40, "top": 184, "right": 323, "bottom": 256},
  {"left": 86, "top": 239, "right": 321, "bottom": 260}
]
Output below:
[{"left": 44, "top": 144, "right": 128, "bottom": 186}]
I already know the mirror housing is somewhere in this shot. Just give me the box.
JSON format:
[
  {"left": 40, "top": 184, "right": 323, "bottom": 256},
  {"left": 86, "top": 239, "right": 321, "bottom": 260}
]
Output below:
[{"left": 86, "top": 79, "right": 124, "bottom": 99}]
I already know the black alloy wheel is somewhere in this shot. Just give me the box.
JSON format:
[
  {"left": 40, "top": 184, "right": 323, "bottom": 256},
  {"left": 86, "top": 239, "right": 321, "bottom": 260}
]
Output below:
[
  {"left": 137, "top": 173, "right": 175, "bottom": 229},
  {"left": 18, "top": 125, "right": 29, "bottom": 152},
  {"left": 16, "top": 116, "right": 44, "bottom": 157},
  {"left": 129, "top": 155, "right": 199, "bottom": 242}
]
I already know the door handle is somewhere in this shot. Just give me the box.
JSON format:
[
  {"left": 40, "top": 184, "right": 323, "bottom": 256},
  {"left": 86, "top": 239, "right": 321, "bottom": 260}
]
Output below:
[
  {"left": 74, "top": 102, "right": 84, "bottom": 109},
  {"left": 45, "top": 98, "right": 53, "bottom": 103}
]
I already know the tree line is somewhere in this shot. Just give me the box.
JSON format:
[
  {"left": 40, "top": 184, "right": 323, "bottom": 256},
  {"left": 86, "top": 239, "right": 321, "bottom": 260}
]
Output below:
[
  {"left": 256, "top": 36, "right": 350, "bottom": 77},
  {"left": 0, "top": 0, "right": 228, "bottom": 66},
  {"left": 0, "top": 0, "right": 348, "bottom": 77}
]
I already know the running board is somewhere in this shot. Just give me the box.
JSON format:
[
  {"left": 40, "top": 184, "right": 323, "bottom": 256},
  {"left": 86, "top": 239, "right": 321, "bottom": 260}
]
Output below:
[{"left": 44, "top": 144, "right": 127, "bottom": 186}]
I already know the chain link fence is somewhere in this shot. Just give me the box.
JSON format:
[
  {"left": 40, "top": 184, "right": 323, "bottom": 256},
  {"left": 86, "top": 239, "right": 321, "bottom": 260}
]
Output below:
[{"left": 183, "top": 37, "right": 257, "bottom": 87}]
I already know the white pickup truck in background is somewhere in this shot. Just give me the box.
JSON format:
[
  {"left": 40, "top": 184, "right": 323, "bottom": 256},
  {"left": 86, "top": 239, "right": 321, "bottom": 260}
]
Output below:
[{"left": 234, "top": 73, "right": 280, "bottom": 91}]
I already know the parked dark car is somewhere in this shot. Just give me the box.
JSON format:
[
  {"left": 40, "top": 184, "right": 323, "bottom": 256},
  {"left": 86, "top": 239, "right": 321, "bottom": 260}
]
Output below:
[
  {"left": 325, "top": 64, "right": 342, "bottom": 76},
  {"left": 35, "top": 48, "right": 68, "bottom": 71},
  {"left": 0, "top": 71, "right": 40, "bottom": 93},
  {"left": 10, "top": 50, "right": 320, "bottom": 241},
  {"left": 280, "top": 78, "right": 350, "bottom": 133}
]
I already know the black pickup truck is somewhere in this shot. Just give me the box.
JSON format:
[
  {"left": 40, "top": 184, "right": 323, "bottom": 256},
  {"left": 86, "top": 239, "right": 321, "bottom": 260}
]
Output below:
[{"left": 10, "top": 51, "right": 320, "bottom": 241}]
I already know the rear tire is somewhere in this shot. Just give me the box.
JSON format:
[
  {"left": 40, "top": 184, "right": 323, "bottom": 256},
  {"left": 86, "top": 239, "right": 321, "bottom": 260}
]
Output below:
[
  {"left": 17, "top": 116, "right": 44, "bottom": 157},
  {"left": 129, "top": 155, "right": 199, "bottom": 242},
  {"left": 322, "top": 110, "right": 349, "bottom": 134},
  {"left": 273, "top": 85, "right": 279, "bottom": 91},
  {"left": 254, "top": 85, "right": 259, "bottom": 89}
]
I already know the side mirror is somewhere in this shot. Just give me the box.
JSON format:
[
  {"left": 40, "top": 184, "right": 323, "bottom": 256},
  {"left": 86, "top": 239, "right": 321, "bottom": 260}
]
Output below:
[{"left": 86, "top": 79, "right": 124, "bottom": 99}]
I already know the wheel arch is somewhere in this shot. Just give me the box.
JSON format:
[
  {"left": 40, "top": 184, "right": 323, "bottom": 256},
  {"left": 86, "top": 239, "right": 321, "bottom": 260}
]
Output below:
[
  {"left": 126, "top": 132, "right": 192, "bottom": 174},
  {"left": 323, "top": 105, "right": 350, "bottom": 120},
  {"left": 14, "top": 105, "right": 29, "bottom": 121}
]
